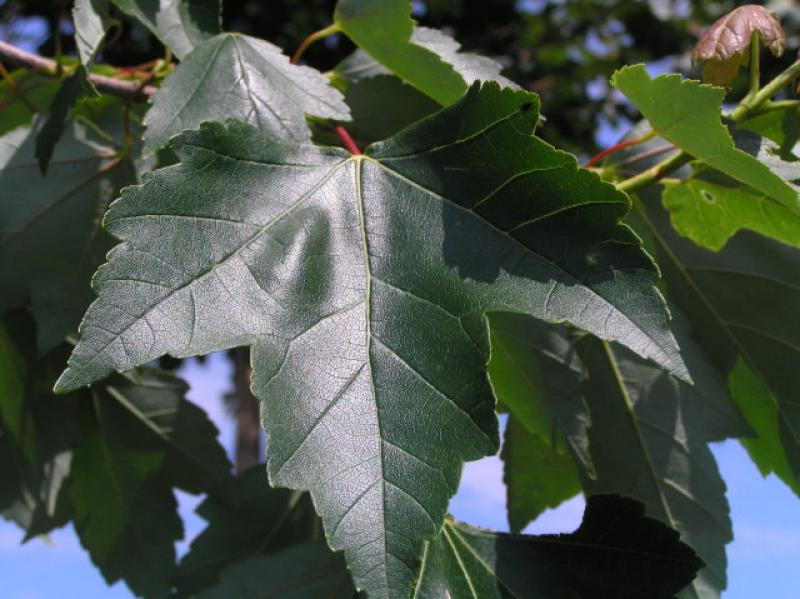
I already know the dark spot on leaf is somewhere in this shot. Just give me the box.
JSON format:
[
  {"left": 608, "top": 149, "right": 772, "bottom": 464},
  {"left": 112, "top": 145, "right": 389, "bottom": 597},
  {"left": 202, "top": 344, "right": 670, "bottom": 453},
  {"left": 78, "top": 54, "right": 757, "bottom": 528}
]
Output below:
[
  {"left": 520, "top": 102, "right": 533, "bottom": 112},
  {"left": 701, "top": 190, "right": 715, "bottom": 204}
]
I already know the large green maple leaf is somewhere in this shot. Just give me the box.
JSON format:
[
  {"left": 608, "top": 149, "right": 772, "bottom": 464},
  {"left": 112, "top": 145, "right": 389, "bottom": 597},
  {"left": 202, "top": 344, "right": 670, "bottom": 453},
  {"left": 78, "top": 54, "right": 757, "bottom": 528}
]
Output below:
[{"left": 56, "top": 83, "right": 686, "bottom": 598}]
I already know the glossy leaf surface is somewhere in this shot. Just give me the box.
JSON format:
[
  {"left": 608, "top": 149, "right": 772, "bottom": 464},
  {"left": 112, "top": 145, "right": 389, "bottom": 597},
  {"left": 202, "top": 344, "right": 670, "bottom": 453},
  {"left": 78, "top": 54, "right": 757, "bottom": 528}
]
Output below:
[{"left": 57, "top": 83, "right": 686, "bottom": 597}]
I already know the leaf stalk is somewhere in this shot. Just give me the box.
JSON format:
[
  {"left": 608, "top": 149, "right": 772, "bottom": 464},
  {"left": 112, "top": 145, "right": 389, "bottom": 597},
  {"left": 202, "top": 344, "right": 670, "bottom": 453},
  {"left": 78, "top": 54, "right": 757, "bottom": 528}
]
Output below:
[
  {"left": 290, "top": 24, "right": 341, "bottom": 64},
  {"left": 335, "top": 126, "right": 361, "bottom": 155},
  {"left": 747, "top": 31, "right": 760, "bottom": 102}
]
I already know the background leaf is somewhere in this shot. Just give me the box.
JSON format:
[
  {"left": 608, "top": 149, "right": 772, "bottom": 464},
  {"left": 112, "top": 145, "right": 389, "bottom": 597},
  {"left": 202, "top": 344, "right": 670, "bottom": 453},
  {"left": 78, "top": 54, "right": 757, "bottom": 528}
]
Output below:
[
  {"left": 142, "top": 32, "right": 350, "bottom": 153},
  {"left": 35, "top": 67, "right": 98, "bottom": 174},
  {"left": 0, "top": 70, "right": 60, "bottom": 137},
  {"left": 70, "top": 389, "right": 182, "bottom": 599},
  {"left": 634, "top": 196, "right": 800, "bottom": 497},
  {"left": 487, "top": 309, "right": 749, "bottom": 597},
  {"left": 73, "top": 0, "right": 111, "bottom": 65},
  {"left": 502, "top": 415, "right": 582, "bottom": 533},
  {"left": 177, "top": 472, "right": 336, "bottom": 597},
  {"left": 196, "top": 542, "right": 354, "bottom": 599},
  {"left": 334, "top": 0, "right": 467, "bottom": 105},
  {"left": 0, "top": 114, "right": 135, "bottom": 352},
  {"left": 662, "top": 174, "right": 800, "bottom": 250},
  {"left": 414, "top": 495, "right": 702, "bottom": 599},
  {"left": 613, "top": 65, "right": 797, "bottom": 207},
  {"left": 110, "top": 0, "right": 221, "bottom": 59}
]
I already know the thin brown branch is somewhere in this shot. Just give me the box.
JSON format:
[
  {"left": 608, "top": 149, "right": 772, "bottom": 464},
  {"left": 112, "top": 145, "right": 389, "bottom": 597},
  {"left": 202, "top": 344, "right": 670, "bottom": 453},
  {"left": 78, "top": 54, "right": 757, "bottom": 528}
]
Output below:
[{"left": 0, "top": 40, "right": 156, "bottom": 101}]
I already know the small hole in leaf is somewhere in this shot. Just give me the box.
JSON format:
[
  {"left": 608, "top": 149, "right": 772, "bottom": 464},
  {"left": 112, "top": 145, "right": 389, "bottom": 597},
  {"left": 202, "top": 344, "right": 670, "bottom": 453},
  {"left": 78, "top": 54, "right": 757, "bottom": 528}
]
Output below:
[
  {"left": 520, "top": 102, "right": 534, "bottom": 112},
  {"left": 701, "top": 190, "right": 715, "bottom": 204}
]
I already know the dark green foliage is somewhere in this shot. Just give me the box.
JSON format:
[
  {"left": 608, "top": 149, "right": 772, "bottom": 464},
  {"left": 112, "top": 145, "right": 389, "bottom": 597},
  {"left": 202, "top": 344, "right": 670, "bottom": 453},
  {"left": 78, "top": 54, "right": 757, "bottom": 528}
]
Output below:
[{"left": 2, "top": 1, "right": 800, "bottom": 597}]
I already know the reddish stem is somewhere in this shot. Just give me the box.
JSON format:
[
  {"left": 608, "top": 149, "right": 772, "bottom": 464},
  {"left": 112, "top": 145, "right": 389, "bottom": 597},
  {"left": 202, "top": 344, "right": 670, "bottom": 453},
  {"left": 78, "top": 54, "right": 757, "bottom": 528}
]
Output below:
[
  {"left": 335, "top": 126, "right": 361, "bottom": 155},
  {"left": 618, "top": 144, "right": 676, "bottom": 167},
  {"left": 584, "top": 135, "right": 650, "bottom": 168}
]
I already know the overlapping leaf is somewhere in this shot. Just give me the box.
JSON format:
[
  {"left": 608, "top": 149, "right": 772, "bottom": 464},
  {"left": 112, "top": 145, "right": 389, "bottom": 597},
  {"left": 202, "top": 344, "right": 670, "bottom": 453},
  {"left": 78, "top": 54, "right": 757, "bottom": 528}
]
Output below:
[
  {"left": 661, "top": 174, "right": 800, "bottom": 250},
  {"left": 184, "top": 491, "right": 701, "bottom": 598},
  {"left": 111, "top": 0, "right": 221, "bottom": 59},
  {"left": 334, "top": 1, "right": 468, "bottom": 105},
  {"left": 328, "top": 75, "right": 440, "bottom": 146},
  {"left": 0, "top": 312, "right": 231, "bottom": 596},
  {"left": 73, "top": 0, "right": 112, "bottom": 65},
  {"left": 56, "top": 83, "right": 686, "bottom": 598},
  {"left": 197, "top": 543, "right": 355, "bottom": 599},
  {"left": 177, "top": 467, "right": 322, "bottom": 594},
  {"left": 502, "top": 415, "right": 582, "bottom": 533},
  {"left": 612, "top": 65, "right": 797, "bottom": 206},
  {"left": 729, "top": 358, "right": 800, "bottom": 495},
  {"left": 661, "top": 125, "right": 800, "bottom": 251},
  {"left": 415, "top": 495, "right": 701, "bottom": 599},
  {"left": 487, "top": 312, "right": 749, "bottom": 597},
  {"left": 0, "top": 70, "right": 60, "bottom": 136},
  {"left": 70, "top": 366, "right": 231, "bottom": 598},
  {"left": 143, "top": 32, "right": 350, "bottom": 153},
  {"left": 0, "top": 116, "right": 135, "bottom": 352},
  {"left": 577, "top": 335, "right": 746, "bottom": 598},
  {"left": 71, "top": 387, "right": 182, "bottom": 599},
  {"left": 334, "top": 25, "right": 516, "bottom": 91},
  {"left": 738, "top": 106, "right": 800, "bottom": 155},
  {"left": 329, "top": 25, "right": 518, "bottom": 144},
  {"left": 634, "top": 197, "right": 800, "bottom": 496},
  {"left": 35, "top": 67, "right": 98, "bottom": 174},
  {"left": 0, "top": 322, "right": 81, "bottom": 537},
  {"left": 487, "top": 312, "right": 593, "bottom": 475}
]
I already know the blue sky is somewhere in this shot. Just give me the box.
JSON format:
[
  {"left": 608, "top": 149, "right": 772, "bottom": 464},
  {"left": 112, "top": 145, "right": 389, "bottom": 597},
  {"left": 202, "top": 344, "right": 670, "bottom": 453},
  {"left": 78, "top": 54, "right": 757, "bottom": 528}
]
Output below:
[{"left": 3, "top": 353, "right": 800, "bottom": 598}]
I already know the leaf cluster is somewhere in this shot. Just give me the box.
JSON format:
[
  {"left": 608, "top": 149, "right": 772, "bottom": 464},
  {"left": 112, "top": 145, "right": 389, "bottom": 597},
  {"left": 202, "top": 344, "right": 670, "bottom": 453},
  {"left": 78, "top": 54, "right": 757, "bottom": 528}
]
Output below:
[{"left": 2, "top": 1, "right": 800, "bottom": 598}]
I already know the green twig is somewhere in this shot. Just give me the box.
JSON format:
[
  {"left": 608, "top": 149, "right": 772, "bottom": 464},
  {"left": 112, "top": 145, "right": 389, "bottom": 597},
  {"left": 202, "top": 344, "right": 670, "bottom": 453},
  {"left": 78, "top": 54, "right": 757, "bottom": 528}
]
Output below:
[
  {"left": 614, "top": 150, "right": 690, "bottom": 194},
  {"left": 730, "top": 57, "right": 800, "bottom": 121}
]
